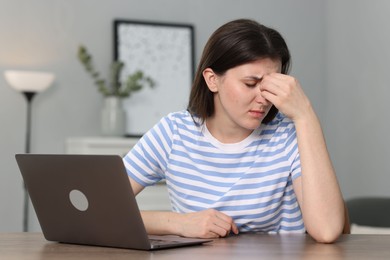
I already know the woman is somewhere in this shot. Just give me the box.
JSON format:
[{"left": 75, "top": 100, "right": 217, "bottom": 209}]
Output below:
[{"left": 123, "top": 19, "right": 345, "bottom": 243}]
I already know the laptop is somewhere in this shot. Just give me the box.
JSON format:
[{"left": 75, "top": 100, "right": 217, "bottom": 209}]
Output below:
[{"left": 15, "top": 154, "right": 212, "bottom": 250}]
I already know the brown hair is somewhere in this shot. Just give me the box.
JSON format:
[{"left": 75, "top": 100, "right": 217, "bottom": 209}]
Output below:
[{"left": 187, "top": 19, "right": 291, "bottom": 124}]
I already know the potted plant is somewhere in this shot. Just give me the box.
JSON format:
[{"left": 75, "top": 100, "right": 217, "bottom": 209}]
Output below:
[{"left": 77, "top": 45, "right": 155, "bottom": 136}]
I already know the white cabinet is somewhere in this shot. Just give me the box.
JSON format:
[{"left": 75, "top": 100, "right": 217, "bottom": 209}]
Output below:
[
  {"left": 65, "top": 137, "right": 138, "bottom": 156},
  {"left": 65, "top": 137, "right": 171, "bottom": 211}
]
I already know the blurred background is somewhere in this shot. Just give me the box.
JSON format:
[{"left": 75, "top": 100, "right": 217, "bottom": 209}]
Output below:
[{"left": 1, "top": 0, "right": 389, "bottom": 231}]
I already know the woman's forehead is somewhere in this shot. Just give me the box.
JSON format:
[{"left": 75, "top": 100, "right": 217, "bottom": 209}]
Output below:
[{"left": 228, "top": 58, "right": 282, "bottom": 76}]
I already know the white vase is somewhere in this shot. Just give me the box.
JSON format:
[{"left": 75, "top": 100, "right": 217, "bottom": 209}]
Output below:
[{"left": 101, "top": 96, "right": 126, "bottom": 137}]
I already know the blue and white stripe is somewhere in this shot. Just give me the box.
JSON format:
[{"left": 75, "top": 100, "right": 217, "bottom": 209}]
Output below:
[{"left": 123, "top": 110, "right": 305, "bottom": 233}]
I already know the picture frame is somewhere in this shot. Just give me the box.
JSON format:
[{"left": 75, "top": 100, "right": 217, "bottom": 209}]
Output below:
[{"left": 113, "top": 19, "right": 195, "bottom": 136}]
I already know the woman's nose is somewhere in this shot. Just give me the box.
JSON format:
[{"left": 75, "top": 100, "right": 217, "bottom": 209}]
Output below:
[{"left": 255, "top": 88, "right": 270, "bottom": 105}]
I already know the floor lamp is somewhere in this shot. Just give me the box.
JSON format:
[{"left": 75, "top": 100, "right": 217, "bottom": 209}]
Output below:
[{"left": 4, "top": 70, "right": 55, "bottom": 232}]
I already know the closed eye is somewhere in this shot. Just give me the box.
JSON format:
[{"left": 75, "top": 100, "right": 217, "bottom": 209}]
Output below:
[
  {"left": 245, "top": 83, "right": 257, "bottom": 88},
  {"left": 243, "top": 76, "right": 263, "bottom": 88}
]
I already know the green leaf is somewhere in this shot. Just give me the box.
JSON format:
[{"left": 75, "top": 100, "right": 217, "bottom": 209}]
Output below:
[{"left": 77, "top": 44, "right": 156, "bottom": 98}]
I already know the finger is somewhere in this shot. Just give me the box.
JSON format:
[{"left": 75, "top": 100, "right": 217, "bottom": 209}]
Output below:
[
  {"left": 268, "top": 72, "right": 290, "bottom": 80},
  {"left": 231, "top": 222, "right": 239, "bottom": 235},
  {"left": 259, "top": 78, "right": 285, "bottom": 97},
  {"left": 260, "top": 89, "right": 280, "bottom": 107},
  {"left": 215, "top": 212, "right": 238, "bottom": 235},
  {"left": 215, "top": 211, "right": 232, "bottom": 222},
  {"left": 214, "top": 218, "right": 232, "bottom": 232},
  {"left": 262, "top": 72, "right": 296, "bottom": 86},
  {"left": 264, "top": 73, "right": 300, "bottom": 95},
  {"left": 204, "top": 230, "right": 222, "bottom": 239},
  {"left": 209, "top": 223, "right": 230, "bottom": 237},
  {"left": 260, "top": 76, "right": 294, "bottom": 107}
]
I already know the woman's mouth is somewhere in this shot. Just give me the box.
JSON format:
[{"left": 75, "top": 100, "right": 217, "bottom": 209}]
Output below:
[{"left": 249, "top": 110, "right": 265, "bottom": 118}]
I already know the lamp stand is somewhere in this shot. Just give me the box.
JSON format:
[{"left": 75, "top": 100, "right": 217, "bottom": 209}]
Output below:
[
  {"left": 4, "top": 70, "right": 55, "bottom": 232},
  {"left": 22, "top": 91, "right": 36, "bottom": 232}
]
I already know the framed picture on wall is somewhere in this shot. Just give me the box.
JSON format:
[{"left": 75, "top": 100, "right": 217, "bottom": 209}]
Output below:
[{"left": 114, "top": 19, "right": 195, "bottom": 136}]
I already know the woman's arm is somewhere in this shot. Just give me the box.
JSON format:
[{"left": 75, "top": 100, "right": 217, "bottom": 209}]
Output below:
[
  {"left": 260, "top": 74, "right": 345, "bottom": 243},
  {"left": 291, "top": 110, "right": 345, "bottom": 243},
  {"left": 128, "top": 177, "right": 239, "bottom": 238}
]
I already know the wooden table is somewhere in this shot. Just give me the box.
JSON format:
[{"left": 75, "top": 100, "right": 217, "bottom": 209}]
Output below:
[{"left": 1, "top": 232, "right": 390, "bottom": 259}]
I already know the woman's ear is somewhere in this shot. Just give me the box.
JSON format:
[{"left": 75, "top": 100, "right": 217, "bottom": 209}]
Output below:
[{"left": 203, "top": 68, "right": 218, "bottom": 93}]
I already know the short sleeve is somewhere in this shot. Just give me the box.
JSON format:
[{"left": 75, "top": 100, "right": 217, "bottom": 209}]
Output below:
[
  {"left": 291, "top": 153, "right": 302, "bottom": 180},
  {"left": 123, "top": 115, "right": 174, "bottom": 187}
]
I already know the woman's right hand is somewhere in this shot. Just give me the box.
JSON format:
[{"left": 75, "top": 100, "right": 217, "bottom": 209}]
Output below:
[{"left": 177, "top": 209, "right": 239, "bottom": 238}]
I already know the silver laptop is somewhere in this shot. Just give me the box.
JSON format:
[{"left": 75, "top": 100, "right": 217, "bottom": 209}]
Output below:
[{"left": 15, "top": 154, "right": 212, "bottom": 250}]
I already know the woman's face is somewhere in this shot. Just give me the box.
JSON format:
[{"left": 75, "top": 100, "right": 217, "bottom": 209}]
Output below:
[{"left": 210, "top": 58, "right": 281, "bottom": 133}]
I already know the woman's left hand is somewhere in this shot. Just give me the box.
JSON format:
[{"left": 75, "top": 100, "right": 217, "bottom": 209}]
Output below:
[
  {"left": 260, "top": 73, "right": 345, "bottom": 243},
  {"left": 259, "top": 73, "right": 312, "bottom": 122}
]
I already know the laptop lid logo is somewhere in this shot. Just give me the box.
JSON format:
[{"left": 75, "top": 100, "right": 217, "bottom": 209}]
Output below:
[{"left": 69, "top": 189, "right": 89, "bottom": 211}]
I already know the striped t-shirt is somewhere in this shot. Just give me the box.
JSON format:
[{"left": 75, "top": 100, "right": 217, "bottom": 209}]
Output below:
[{"left": 123, "top": 110, "right": 305, "bottom": 233}]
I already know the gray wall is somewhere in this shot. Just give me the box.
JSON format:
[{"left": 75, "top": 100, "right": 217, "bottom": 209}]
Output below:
[
  {"left": 0, "top": 0, "right": 387, "bottom": 232},
  {"left": 325, "top": 1, "right": 390, "bottom": 200}
]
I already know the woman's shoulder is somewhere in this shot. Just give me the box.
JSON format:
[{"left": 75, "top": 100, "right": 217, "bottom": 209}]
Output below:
[
  {"left": 164, "top": 110, "right": 200, "bottom": 125},
  {"left": 158, "top": 110, "right": 202, "bottom": 133},
  {"left": 165, "top": 110, "right": 191, "bottom": 120}
]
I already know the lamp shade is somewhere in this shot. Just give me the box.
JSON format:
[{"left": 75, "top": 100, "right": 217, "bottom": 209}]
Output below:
[{"left": 4, "top": 70, "right": 55, "bottom": 92}]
